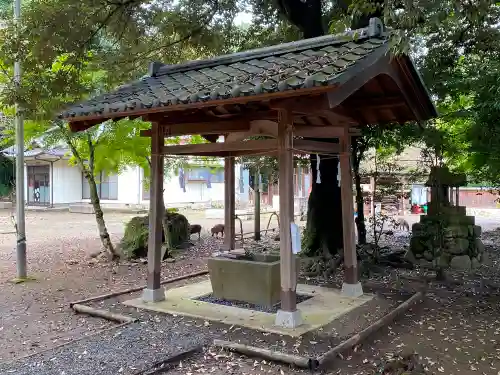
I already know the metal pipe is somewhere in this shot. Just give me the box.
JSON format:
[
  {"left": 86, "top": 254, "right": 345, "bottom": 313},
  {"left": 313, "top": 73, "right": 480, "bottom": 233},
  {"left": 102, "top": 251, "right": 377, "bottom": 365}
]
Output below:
[
  {"left": 50, "top": 161, "right": 54, "bottom": 208},
  {"left": 14, "top": 0, "right": 27, "bottom": 279},
  {"left": 254, "top": 169, "right": 261, "bottom": 240}
]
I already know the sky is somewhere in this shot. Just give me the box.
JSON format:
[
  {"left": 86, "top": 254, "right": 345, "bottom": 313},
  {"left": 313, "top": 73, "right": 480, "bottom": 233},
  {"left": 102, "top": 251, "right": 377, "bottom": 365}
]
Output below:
[{"left": 234, "top": 11, "right": 253, "bottom": 26}]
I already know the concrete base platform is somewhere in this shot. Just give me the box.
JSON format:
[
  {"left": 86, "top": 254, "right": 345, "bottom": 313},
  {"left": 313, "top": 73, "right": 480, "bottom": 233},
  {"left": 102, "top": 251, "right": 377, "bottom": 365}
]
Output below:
[
  {"left": 123, "top": 280, "right": 372, "bottom": 337},
  {"left": 142, "top": 287, "right": 166, "bottom": 302},
  {"left": 341, "top": 282, "right": 364, "bottom": 297},
  {"left": 275, "top": 309, "right": 303, "bottom": 329}
]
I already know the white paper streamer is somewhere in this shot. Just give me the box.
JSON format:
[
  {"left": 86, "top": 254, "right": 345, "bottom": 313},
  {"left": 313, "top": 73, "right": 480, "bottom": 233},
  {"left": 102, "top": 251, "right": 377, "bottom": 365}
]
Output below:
[
  {"left": 316, "top": 154, "right": 321, "bottom": 184},
  {"left": 337, "top": 160, "right": 341, "bottom": 187}
]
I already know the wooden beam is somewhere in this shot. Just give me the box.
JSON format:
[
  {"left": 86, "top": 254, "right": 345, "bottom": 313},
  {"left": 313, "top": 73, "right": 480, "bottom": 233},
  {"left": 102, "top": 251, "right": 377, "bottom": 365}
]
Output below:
[
  {"left": 223, "top": 157, "right": 236, "bottom": 251},
  {"left": 161, "top": 139, "right": 277, "bottom": 156},
  {"left": 143, "top": 110, "right": 277, "bottom": 125},
  {"left": 386, "top": 59, "right": 425, "bottom": 121},
  {"left": 346, "top": 95, "right": 406, "bottom": 110},
  {"left": 339, "top": 130, "right": 362, "bottom": 296},
  {"left": 317, "top": 111, "right": 357, "bottom": 125},
  {"left": 140, "top": 120, "right": 251, "bottom": 137},
  {"left": 327, "top": 48, "right": 389, "bottom": 110},
  {"left": 225, "top": 120, "right": 279, "bottom": 142},
  {"left": 142, "top": 122, "right": 165, "bottom": 302},
  {"left": 270, "top": 95, "right": 358, "bottom": 125},
  {"left": 226, "top": 122, "right": 361, "bottom": 142},
  {"left": 294, "top": 125, "right": 360, "bottom": 138},
  {"left": 277, "top": 109, "right": 297, "bottom": 314},
  {"left": 293, "top": 139, "right": 341, "bottom": 154},
  {"left": 270, "top": 94, "right": 330, "bottom": 113}
]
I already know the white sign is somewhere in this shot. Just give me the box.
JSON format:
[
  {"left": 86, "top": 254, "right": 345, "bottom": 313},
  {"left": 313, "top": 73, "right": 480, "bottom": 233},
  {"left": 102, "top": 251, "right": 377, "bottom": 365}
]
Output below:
[{"left": 290, "top": 222, "right": 301, "bottom": 254}]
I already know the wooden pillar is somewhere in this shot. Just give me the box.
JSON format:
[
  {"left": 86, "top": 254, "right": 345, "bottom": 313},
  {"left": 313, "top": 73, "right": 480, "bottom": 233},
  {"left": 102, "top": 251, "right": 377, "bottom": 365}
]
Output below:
[
  {"left": 275, "top": 109, "right": 302, "bottom": 328},
  {"left": 142, "top": 122, "right": 165, "bottom": 302},
  {"left": 455, "top": 187, "right": 460, "bottom": 206},
  {"left": 223, "top": 156, "right": 235, "bottom": 250},
  {"left": 449, "top": 187, "right": 454, "bottom": 205},
  {"left": 340, "top": 133, "right": 363, "bottom": 297}
]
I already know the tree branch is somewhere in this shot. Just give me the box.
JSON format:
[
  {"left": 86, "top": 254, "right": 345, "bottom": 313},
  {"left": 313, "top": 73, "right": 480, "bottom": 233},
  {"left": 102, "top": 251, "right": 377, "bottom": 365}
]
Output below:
[
  {"left": 79, "top": 0, "right": 142, "bottom": 52},
  {"left": 117, "top": 0, "right": 220, "bottom": 72}
]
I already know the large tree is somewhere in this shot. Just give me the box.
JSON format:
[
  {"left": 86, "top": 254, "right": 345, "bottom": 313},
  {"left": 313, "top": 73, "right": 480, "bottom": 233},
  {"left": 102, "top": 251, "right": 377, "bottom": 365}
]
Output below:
[
  {"left": 272, "top": 0, "right": 385, "bottom": 256},
  {"left": 2, "top": 0, "right": 498, "bottom": 258},
  {"left": 271, "top": 0, "right": 499, "bottom": 254}
]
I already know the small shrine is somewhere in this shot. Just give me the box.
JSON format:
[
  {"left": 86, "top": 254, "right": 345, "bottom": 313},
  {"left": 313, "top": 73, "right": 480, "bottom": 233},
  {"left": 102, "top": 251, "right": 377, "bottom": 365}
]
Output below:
[{"left": 410, "top": 166, "right": 484, "bottom": 270}]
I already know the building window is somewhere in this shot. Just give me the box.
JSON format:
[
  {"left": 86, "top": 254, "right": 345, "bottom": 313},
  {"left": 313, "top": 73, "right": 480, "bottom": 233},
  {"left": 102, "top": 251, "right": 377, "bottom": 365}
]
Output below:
[
  {"left": 82, "top": 172, "right": 118, "bottom": 200},
  {"left": 186, "top": 167, "right": 224, "bottom": 183}
]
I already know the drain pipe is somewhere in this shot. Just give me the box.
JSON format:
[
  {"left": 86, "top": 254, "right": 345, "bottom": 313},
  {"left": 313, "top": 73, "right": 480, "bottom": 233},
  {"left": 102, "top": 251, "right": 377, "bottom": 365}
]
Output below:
[
  {"left": 213, "top": 340, "right": 318, "bottom": 370},
  {"left": 213, "top": 290, "right": 426, "bottom": 371},
  {"left": 72, "top": 303, "right": 138, "bottom": 324},
  {"left": 316, "top": 290, "right": 425, "bottom": 369},
  {"left": 69, "top": 270, "right": 208, "bottom": 307}
]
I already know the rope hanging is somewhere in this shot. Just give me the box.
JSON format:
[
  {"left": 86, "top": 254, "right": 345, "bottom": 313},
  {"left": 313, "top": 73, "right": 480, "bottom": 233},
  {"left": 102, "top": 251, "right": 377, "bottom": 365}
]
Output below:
[{"left": 315, "top": 154, "right": 321, "bottom": 184}]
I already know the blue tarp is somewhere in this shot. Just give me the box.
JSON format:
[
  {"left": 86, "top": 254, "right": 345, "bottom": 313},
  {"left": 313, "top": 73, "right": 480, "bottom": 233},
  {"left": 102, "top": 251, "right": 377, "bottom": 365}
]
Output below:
[{"left": 411, "top": 184, "right": 428, "bottom": 205}]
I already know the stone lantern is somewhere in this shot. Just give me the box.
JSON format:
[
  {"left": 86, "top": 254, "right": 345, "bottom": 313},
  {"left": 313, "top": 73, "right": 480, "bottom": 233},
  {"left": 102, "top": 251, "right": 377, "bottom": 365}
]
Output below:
[{"left": 410, "top": 166, "right": 484, "bottom": 270}]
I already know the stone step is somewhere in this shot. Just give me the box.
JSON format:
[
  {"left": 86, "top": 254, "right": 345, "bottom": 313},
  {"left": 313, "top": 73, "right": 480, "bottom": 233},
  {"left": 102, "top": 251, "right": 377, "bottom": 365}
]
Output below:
[
  {"left": 420, "top": 214, "right": 475, "bottom": 225},
  {"left": 69, "top": 204, "right": 95, "bottom": 214}
]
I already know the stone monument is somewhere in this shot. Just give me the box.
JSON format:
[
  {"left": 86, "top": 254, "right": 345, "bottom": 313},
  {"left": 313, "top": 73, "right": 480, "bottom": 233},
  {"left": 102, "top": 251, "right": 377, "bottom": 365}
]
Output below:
[{"left": 410, "top": 166, "right": 484, "bottom": 270}]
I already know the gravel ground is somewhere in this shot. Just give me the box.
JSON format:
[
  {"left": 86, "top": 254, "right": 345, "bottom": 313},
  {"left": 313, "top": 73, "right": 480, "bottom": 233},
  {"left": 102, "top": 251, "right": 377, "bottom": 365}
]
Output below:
[
  {"left": 2, "top": 210, "right": 500, "bottom": 374},
  {"left": 88, "top": 279, "right": 404, "bottom": 360},
  {"left": 0, "top": 210, "right": 228, "bottom": 363},
  {"left": 194, "top": 293, "right": 312, "bottom": 314},
  {"left": 0, "top": 319, "right": 214, "bottom": 375}
]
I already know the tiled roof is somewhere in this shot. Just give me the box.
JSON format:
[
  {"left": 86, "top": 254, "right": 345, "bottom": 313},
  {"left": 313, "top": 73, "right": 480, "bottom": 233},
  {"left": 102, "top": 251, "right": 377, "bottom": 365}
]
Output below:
[
  {"left": 1, "top": 146, "right": 69, "bottom": 158},
  {"left": 59, "top": 19, "right": 388, "bottom": 121}
]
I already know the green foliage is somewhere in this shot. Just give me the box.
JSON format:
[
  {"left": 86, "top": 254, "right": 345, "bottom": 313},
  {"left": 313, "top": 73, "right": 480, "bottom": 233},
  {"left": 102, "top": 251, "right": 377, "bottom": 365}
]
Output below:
[
  {"left": 0, "top": 0, "right": 498, "bottom": 193},
  {"left": 165, "top": 211, "right": 190, "bottom": 250},
  {"left": 120, "top": 215, "right": 149, "bottom": 259},
  {"left": 0, "top": 154, "right": 14, "bottom": 197}
]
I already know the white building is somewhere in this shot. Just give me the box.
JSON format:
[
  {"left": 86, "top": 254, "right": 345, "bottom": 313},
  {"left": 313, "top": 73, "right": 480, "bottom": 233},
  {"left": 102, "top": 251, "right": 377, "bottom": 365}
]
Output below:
[{"left": 1, "top": 146, "right": 252, "bottom": 209}]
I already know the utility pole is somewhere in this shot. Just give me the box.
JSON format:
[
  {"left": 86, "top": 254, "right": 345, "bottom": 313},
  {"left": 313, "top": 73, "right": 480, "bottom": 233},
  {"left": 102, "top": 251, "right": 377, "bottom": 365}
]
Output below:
[{"left": 14, "top": 0, "right": 27, "bottom": 279}]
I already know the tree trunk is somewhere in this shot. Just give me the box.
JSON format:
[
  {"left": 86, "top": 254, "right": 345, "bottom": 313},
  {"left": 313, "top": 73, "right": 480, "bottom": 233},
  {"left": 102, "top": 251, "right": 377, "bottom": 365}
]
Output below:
[
  {"left": 272, "top": 2, "right": 345, "bottom": 258},
  {"left": 160, "top": 190, "right": 171, "bottom": 259},
  {"left": 353, "top": 166, "right": 367, "bottom": 245},
  {"left": 85, "top": 172, "right": 119, "bottom": 260},
  {"left": 303, "top": 144, "right": 343, "bottom": 257},
  {"left": 276, "top": 0, "right": 381, "bottom": 257},
  {"left": 352, "top": 139, "right": 367, "bottom": 245},
  {"left": 62, "top": 128, "right": 119, "bottom": 261}
]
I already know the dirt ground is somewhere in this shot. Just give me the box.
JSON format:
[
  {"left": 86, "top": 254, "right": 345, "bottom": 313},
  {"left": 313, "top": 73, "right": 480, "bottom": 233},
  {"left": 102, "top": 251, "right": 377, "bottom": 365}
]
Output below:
[
  {"left": 1, "top": 209, "right": 500, "bottom": 374},
  {"left": 0, "top": 209, "right": 281, "bottom": 362}
]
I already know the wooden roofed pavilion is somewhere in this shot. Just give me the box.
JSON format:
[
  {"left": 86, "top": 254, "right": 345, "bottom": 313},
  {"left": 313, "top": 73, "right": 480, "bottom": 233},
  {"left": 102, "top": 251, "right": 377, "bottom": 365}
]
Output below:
[{"left": 59, "top": 18, "right": 437, "bottom": 329}]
